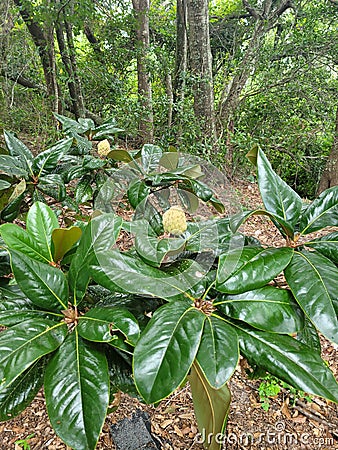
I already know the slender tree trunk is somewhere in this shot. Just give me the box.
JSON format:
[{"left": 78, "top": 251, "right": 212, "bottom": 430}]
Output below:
[
  {"left": 173, "top": 0, "right": 187, "bottom": 109},
  {"left": 186, "top": 0, "right": 217, "bottom": 146},
  {"left": 13, "top": 0, "right": 61, "bottom": 113},
  {"left": 64, "top": 14, "right": 85, "bottom": 117},
  {"left": 318, "top": 106, "right": 338, "bottom": 193},
  {"left": 132, "top": 0, "right": 154, "bottom": 143}
]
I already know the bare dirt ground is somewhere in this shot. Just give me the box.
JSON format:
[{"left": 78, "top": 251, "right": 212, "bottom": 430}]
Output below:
[{"left": 1, "top": 181, "right": 337, "bottom": 450}]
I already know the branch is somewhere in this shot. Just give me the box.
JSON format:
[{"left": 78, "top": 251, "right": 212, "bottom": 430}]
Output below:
[
  {"left": 273, "top": 0, "right": 293, "bottom": 18},
  {"left": 0, "top": 69, "right": 45, "bottom": 90},
  {"left": 242, "top": 0, "right": 261, "bottom": 19}
]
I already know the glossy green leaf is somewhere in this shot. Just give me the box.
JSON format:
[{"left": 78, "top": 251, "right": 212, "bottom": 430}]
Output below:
[
  {"left": 178, "top": 189, "right": 199, "bottom": 212},
  {"left": 230, "top": 209, "right": 290, "bottom": 235},
  {"left": 189, "top": 362, "right": 231, "bottom": 450},
  {"left": 295, "top": 318, "right": 321, "bottom": 354},
  {"left": 0, "top": 223, "right": 50, "bottom": 263},
  {"left": 208, "top": 196, "right": 225, "bottom": 214},
  {"left": 235, "top": 324, "right": 338, "bottom": 403},
  {"left": 0, "top": 180, "right": 11, "bottom": 190},
  {"left": 159, "top": 151, "right": 179, "bottom": 170},
  {"left": 92, "top": 249, "right": 201, "bottom": 299},
  {"left": 284, "top": 250, "right": 338, "bottom": 344},
  {"left": 133, "top": 301, "right": 205, "bottom": 403},
  {"left": 45, "top": 331, "right": 109, "bottom": 450},
  {"left": 75, "top": 176, "right": 93, "bottom": 204},
  {"left": 4, "top": 131, "right": 34, "bottom": 169},
  {"left": 68, "top": 213, "right": 123, "bottom": 303},
  {"left": 216, "top": 286, "right": 304, "bottom": 333},
  {"left": 93, "top": 119, "right": 124, "bottom": 139},
  {"left": 38, "top": 173, "right": 66, "bottom": 201},
  {"left": 10, "top": 250, "right": 69, "bottom": 310},
  {"left": 305, "top": 232, "right": 338, "bottom": 264},
  {"left": 33, "top": 137, "right": 73, "bottom": 175},
  {"left": 0, "top": 295, "right": 59, "bottom": 326},
  {"left": 181, "top": 178, "right": 213, "bottom": 202},
  {"left": 299, "top": 187, "right": 338, "bottom": 235},
  {"left": 52, "top": 226, "right": 82, "bottom": 262},
  {"left": 8, "top": 179, "right": 26, "bottom": 203},
  {"left": 135, "top": 230, "right": 186, "bottom": 267},
  {"left": 26, "top": 202, "right": 59, "bottom": 262},
  {"left": 0, "top": 192, "right": 24, "bottom": 222},
  {"left": 216, "top": 247, "right": 293, "bottom": 294},
  {"left": 82, "top": 155, "right": 105, "bottom": 170},
  {"left": 107, "top": 347, "right": 139, "bottom": 398},
  {"left": 54, "top": 112, "right": 87, "bottom": 134},
  {"left": 141, "top": 144, "right": 162, "bottom": 172},
  {"left": 0, "top": 357, "right": 47, "bottom": 422},
  {"left": 0, "top": 155, "right": 29, "bottom": 177},
  {"left": 127, "top": 179, "right": 151, "bottom": 208},
  {"left": 196, "top": 316, "right": 239, "bottom": 388},
  {"left": 0, "top": 319, "right": 67, "bottom": 390},
  {"left": 107, "top": 149, "right": 133, "bottom": 162},
  {"left": 78, "top": 307, "right": 140, "bottom": 345},
  {"left": 247, "top": 146, "right": 302, "bottom": 236}
]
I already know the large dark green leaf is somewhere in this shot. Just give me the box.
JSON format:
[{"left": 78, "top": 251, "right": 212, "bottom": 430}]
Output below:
[
  {"left": 10, "top": 250, "right": 69, "bottom": 310},
  {"left": 0, "top": 192, "right": 24, "bottom": 222},
  {"left": 0, "top": 223, "right": 50, "bottom": 263},
  {"left": 247, "top": 146, "right": 302, "bottom": 236},
  {"left": 26, "top": 202, "right": 59, "bottom": 262},
  {"left": 299, "top": 187, "right": 338, "bottom": 235},
  {"left": 38, "top": 173, "right": 66, "bottom": 201},
  {"left": 0, "top": 357, "right": 47, "bottom": 422},
  {"left": 189, "top": 362, "right": 231, "bottom": 450},
  {"left": 235, "top": 324, "right": 338, "bottom": 403},
  {"left": 216, "top": 286, "right": 304, "bottom": 333},
  {"left": 0, "top": 296, "right": 60, "bottom": 326},
  {"left": 75, "top": 175, "right": 93, "bottom": 204},
  {"left": 305, "top": 232, "right": 338, "bottom": 264},
  {"left": 285, "top": 250, "right": 338, "bottom": 344},
  {"left": 230, "top": 209, "right": 290, "bottom": 236},
  {"left": 141, "top": 144, "right": 163, "bottom": 172},
  {"left": 0, "top": 319, "right": 67, "bottom": 390},
  {"left": 107, "top": 348, "right": 139, "bottom": 398},
  {"left": 196, "top": 316, "right": 239, "bottom": 388},
  {"left": 33, "top": 137, "right": 73, "bottom": 175},
  {"left": 78, "top": 307, "right": 140, "bottom": 345},
  {"left": 92, "top": 249, "right": 202, "bottom": 299},
  {"left": 0, "top": 155, "right": 28, "bottom": 177},
  {"left": 44, "top": 331, "right": 109, "bottom": 450},
  {"left": 4, "top": 131, "right": 34, "bottom": 169},
  {"left": 127, "top": 179, "right": 151, "bottom": 208},
  {"left": 216, "top": 247, "right": 293, "bottom": 294},
  {"left": 93, "top": 119, "right": 124, "bottom": 139},
  {"left": 68, "top": 213, "right": 123, "bottom": 303},
  {"left": 135, "top": 229, "right": 185, "bottom": 267},
  {"left": 133, "top": 301, "right": 205, "bottom": 403}
]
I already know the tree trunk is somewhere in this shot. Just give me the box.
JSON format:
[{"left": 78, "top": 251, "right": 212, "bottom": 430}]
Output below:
[
  {"left": 13, "top": 0, "right": 61, "bottom": 113},
  {"left": 318, "top": 106, "right": 338, "bottom": 193},
  {"left": 173, "top": 0, "right": 187, "bottom": 108},
  {"left": 132, "top": 0, "right": 154, "bottom": 143},
  {"left": 186, "top": 0, "right": 217, "bottom": 146}
]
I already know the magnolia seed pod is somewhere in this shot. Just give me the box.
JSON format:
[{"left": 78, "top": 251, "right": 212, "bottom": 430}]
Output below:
[{"left": 162, "top": 206, "right": 187, "bottom": 235}]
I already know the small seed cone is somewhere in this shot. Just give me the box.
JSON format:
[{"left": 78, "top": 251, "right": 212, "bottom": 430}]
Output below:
[{"left": 162, "top": 206, "right": 187, "bottom": 235}]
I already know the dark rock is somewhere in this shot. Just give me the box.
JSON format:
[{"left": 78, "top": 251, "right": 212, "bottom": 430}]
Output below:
[{"left": 110, "top": 409, "right": 162, "bottom": 450}]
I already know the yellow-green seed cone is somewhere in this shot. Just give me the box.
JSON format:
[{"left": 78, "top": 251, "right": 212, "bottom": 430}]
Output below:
[
  {"left": 97, "top": 139, "right": 111, "bottom": 156},
  {"left": 162, "top": 206, "right": 187, "bottom": 235}
]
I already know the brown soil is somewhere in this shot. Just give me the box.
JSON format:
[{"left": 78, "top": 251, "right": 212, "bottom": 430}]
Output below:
[{"left": 1, "top": 181, "right": 338, "bottom": 450}]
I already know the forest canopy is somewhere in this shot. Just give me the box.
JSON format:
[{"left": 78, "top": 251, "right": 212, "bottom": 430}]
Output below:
[{"left": 1, "top": 0, "right": 338, "bottom": 197}]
